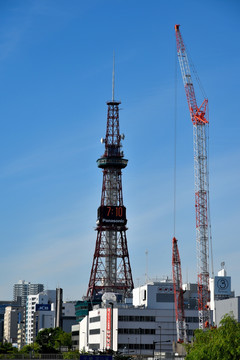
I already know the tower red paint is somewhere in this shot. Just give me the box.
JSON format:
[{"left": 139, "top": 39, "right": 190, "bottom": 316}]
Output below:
[{"left": 87, "top": 97, "right": 134, "bottom": 299}]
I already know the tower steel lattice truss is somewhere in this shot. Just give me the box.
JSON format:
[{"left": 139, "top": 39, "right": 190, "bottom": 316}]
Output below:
[
  {"left": 172, "top": 237, "right": 187, "bottom": 343},
  {"left": 175, "top": 25, "right": 210, "bottom": 329},
  {"left": 87, "top": 99, "right": 134, "bottom": 299}
]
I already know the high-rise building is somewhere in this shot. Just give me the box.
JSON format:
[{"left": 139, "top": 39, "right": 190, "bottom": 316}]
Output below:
[
  {"left": 13, "top": 281, "right": 29, "bottom": 306},
  {"left": 0, "top": 300, "right": 20, "bottom": 343},
  {"left": 24, "top": 289, "right": 76, "bottom": 345},
  {"left": 25, "top": 290, "right": 56, "bottom": 345},
  {"left": 3, "top": 305, "right": 24, "bottom": 344},
  {"left": 13, "top": 280, "right": 44, "bottom": 306}
]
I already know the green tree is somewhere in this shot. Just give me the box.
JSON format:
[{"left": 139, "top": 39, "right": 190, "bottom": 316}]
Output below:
[
  {"left": 55, "top": 331, "right": 72, "bottom": 351},
  {"left": 36, "top": 327, "right": 72, "bottom": 354},
  {"left": 20, "top": 343, "right": 40, "bottom": 354},
  {"left": 36, "top": 327, "right": 60, "bottom": 353},
  {"left": 0, "top": 342, "right": 18, "bottom": 354},
  {"left": 63, "top": 350, "right": 80, "bottom": 359},
  {"left": 186, "top": 313, "right": 240, "bottom": 359}
]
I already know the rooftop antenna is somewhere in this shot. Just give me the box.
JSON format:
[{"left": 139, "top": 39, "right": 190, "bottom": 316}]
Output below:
[{"left": 112, "top": 50, "right": 115, "bottom": 101}]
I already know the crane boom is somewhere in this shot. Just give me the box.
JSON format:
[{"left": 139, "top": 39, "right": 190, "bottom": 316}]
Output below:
[
  {"left": 172, "top": 237, "right": 187, "bottom": 343},
  {"left": 175, "top": 24, "right": 210, "bottom": 329}
]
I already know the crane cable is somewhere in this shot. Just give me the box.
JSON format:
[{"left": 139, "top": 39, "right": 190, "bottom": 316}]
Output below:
[
  {"left": 207, "top": 113, "right": 215, "bottom": 278},
  {"left": 173, "top": 50, "right": 178, "bottom": 238},
  {"left": 185, "top": 44, "right": 214, "bottom": 278},
  {"left": 171, "top": 46, "right": 178, "bottom": 344},
  {"left": 182, "top": 41, "right": 215, "bottom": 278}
]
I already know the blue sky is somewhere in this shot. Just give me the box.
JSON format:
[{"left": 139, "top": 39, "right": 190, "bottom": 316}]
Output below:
[{"left": 0, "top": 0, "right": 239, "bottom": 301}]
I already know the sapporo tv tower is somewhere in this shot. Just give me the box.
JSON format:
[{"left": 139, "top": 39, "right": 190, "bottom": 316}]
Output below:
[{"left": 87, "top": 61, "right": 134, "bottom": 299}]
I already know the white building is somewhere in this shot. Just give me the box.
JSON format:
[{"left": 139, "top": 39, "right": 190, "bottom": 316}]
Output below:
[
  {"left": 73, "top": 280, "right": 199, "bottom": 356},
  {"left": 209, "top": 264, "right": 234, "bottom": 324},
  {"left": 25, "top": 290, "right": 56, "bottom": 345}
]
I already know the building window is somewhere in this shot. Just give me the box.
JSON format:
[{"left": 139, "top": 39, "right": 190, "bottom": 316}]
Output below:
[
  {"left": 185, "top": 317, "right": 199, "bottom": 323},
  {"left": 156, "top": 293, "right": 174, "bottom": 302},
  {"left": 119, "top": 343, "right": 155, "bottom": 350},
  {"left": 72, "top": 331, "right": 79, "bottom": 336},
  {"left": 118, "top": 315, "right": 155, "bottom": 322},
  {"left": 90, "top": 316, "right": 100, "bottom": 323},
  {"left": 118, "top": 328, "right": 155, "bottom": 335},
  {"left": 89, "top": 329, "right": 100, "bottom": 335},
  {"left": 89, "top": 343, "right": 100, "bottom": 350}
]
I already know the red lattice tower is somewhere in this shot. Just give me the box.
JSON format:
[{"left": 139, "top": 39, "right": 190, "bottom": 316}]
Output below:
[
  {"left": 87, "top": 99, "right": 134, "bottom": 299},
  {"left": 172, "top": 237, "right": 187, "bottom": 343},
  {"left": 175, "top": 24, "right": 210, "bottom": 329}
]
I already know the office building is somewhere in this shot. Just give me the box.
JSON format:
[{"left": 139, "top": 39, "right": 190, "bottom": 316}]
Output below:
[
  {"left": 3, "top": 305, "right": 24, "bottom": 344},
  {"left": 215, "top": 296, "right": 240, "bottom": 326},
  {"left": 209, "top": 264, "right": 235, "bottom": 324},
  {"left": 0, "top": 300, "right": 21, "bottom": 343},
  {"left": 25, "top": 290, "right": 56, "bottom": 345},
  {"left": 73, "top": 280, "right": 200, "bottom": 356},
  {"left": 13, "top": 280, "right": 44, "bottom": 306}
]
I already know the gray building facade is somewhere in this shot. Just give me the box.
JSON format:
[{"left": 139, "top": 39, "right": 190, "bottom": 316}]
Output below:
[
  {"left": 215, "top": 296, "right": 240, "bottom": 326},
  {"left": 13, "top": 280, "right": 44, "bottom": 306}
]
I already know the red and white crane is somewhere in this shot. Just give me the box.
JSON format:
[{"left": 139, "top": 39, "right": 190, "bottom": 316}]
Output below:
[
  {"left": 175, "top": 24, "right": 210, "bottom": 329},
  {"left": 172, "top": 237, "right": 187, "bottom": 342}
]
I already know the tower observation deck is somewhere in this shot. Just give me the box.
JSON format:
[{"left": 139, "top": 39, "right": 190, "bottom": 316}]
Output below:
[{"left": 87, "top": 98, "right": 134, "bottom": 299}]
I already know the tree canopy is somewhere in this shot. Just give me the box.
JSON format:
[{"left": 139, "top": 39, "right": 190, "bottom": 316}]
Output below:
[
  {"left": 0, "top": 342, "right": 18, "bottom": 354},
  {"left": 186, "top": 313, "right": 240, "bottom": 360},
  {"left": 35, "top": 327, "right": 72, "bottom": 354}
]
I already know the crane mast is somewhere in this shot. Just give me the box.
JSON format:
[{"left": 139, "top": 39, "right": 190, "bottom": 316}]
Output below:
[
  {"left": 172, "top": 237, "right": 187, "bottom": 343},
  {"left": 175, "top": 24, "right": 210, "bottom": 329}
]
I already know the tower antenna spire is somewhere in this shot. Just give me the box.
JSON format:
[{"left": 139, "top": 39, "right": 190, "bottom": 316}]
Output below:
[{"left": 112, "top": 50, "right": 115, "bottom": 101}]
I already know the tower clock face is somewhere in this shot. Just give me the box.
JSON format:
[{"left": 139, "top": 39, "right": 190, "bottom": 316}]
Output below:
[{"left": 97, "top": 206, "right": 127, "bottom": 225}]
